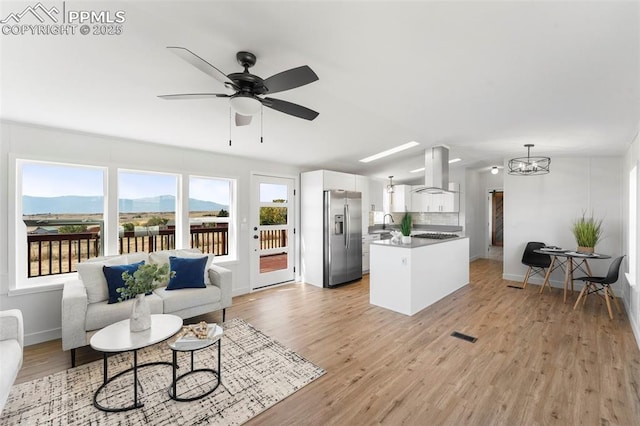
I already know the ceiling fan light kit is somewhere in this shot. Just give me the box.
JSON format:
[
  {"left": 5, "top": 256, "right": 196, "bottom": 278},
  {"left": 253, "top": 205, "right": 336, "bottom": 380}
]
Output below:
[
  {"left": 508, "top": 144, "right": 550, "bottom": 176},
  {"left": 230, "top": 94, "right": 262, "bottom": 116}
]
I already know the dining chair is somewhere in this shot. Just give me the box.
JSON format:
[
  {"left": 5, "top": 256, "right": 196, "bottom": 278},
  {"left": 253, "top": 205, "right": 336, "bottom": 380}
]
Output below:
[
  {"left": 573, "top": 255, "right": 625, "bottom": 319},
  {"left": 521, "top": 242, "right": 551, "bottom": 289}
]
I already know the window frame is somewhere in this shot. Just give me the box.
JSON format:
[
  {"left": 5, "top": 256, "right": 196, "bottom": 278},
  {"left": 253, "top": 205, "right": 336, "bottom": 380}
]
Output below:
[
  {"left": 11, "top": 158, "right": 108, "bottom": 292},
  {"left": 188, "top": 174, "right": 237, "bottom": 262}
]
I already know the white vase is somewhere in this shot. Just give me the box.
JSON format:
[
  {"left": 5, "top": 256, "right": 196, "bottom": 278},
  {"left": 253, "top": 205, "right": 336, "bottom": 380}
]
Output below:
[
  {"left": 130, "top": 293, "right": 151, "bottom": 332},
  {"left": 401, "top": 235, "right": 412, "bottom": 244}
]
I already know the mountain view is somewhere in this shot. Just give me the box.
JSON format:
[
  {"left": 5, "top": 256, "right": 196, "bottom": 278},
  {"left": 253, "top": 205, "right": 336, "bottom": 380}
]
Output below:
[{"left": 22, "top": 195, "right": 227, "bottom": 215}]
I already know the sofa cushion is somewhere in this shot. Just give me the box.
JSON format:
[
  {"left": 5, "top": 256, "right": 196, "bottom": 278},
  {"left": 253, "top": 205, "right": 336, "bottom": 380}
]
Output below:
[
  {"left": 154, "top": 285, "right": 221, "bottom": 314},
  {"left": 167, "top": 256, "right": 207, "bottom": 290},
  {"left": 77, "top": 255, "right": 128, "bottom": 304},
  {"left": 103, "top": 261, "right": 145, "bottom": 304},
  {"left": 85, "top": 293, "right": 163, "bottom": 331},
  {"left": 150, "top": 249, "right": 214, "bottom": 285}
]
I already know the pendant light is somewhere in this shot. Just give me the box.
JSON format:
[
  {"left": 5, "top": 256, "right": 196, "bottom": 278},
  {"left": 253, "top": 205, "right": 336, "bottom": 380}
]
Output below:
[{"left": 386, "top": 176, "right": 395, "bottom": 193}]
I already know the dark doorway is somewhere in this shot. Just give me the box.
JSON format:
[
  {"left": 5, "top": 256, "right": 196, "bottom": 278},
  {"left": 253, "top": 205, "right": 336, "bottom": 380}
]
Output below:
[{"left": 491, "top": 191, "right": 503, "bottom": 247}]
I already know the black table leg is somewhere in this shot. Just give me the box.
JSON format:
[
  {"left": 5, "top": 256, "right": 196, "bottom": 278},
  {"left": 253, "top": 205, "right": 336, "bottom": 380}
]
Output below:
[
  {"left": 169, "top": 340, "right": 221, "bottom": 402},
  {"left": 93, "top": 351, "right": 171, "bottom": 412}
]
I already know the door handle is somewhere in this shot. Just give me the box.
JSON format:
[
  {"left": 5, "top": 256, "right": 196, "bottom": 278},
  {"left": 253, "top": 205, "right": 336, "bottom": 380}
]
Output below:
[{"left": 253, "top": 235, "right": 259, "bottom": 239}]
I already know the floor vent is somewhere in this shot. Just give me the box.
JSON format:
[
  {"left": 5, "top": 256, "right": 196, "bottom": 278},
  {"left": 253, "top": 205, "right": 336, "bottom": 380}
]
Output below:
[
  {"left": 451, "top": 331, "right": 477, "bottom": 343},
  {"left": 507, "top": 285, "right": 524, "bottom": 289}
]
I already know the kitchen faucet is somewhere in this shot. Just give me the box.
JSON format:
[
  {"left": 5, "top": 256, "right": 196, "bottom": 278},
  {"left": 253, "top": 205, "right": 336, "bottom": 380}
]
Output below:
[{"left": 382, "top": 214, "right": 394, "bottom": 230}]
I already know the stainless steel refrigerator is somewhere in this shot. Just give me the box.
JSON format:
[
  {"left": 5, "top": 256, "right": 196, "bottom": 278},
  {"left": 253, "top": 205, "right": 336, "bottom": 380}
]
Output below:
[{"left": 323, "top": 190, "right": 362, "bottom": 287}]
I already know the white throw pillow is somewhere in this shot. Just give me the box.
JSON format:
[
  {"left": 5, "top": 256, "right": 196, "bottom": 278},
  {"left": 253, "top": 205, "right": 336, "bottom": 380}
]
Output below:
[{"left": 77, "top": 255, "right": 129, "bottom": 304}]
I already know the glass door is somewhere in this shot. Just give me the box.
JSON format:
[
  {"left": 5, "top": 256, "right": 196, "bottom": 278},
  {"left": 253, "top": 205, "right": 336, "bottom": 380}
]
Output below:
[{"left": 251, "top": 175, "right": 295, "bottom": 289}]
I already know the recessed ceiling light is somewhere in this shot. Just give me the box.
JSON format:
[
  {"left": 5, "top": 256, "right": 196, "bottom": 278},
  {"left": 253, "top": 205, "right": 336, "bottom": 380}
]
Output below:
[
  {"left": 491, "top": 166, "right": 499, "bottom": 175},
  {"left": 359, "top": 141, "right": 420, "bottom": 163},
  {"left": 449, "top": 158, "right": 462, "bottom": 164},
  {"left": 410, "top": 167, "right": 425, "bottom": 173}
]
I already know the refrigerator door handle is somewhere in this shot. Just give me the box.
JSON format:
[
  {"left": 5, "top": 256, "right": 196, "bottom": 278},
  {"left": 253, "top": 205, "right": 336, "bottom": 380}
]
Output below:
[{"left": 345, "top": 204, "right": 349, "bottom": 248}]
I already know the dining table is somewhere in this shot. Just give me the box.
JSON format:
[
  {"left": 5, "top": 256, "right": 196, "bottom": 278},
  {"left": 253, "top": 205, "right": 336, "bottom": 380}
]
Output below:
[{"left": 534, "top": 248, "right": 611, "bottom": 303}]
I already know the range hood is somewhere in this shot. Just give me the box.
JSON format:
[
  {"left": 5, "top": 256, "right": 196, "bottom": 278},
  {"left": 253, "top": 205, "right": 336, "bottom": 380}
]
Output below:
[{"left": 412, "top": 146, "right": 451, "bottom": 194}]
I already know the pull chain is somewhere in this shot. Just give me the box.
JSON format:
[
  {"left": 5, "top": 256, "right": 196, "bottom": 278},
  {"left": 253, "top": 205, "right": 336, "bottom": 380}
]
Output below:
[
  {"left": 260, "top": 105, "right": 264, "bottom": 143},
  {"left": 229, "top": 106, "right": 232, "bottom": 146}
]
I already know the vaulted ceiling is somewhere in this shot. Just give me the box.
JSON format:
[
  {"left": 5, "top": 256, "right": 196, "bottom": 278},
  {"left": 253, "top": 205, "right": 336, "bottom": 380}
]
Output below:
[{"left": 1, "top": 1, "right": 638, "bottom": 183}]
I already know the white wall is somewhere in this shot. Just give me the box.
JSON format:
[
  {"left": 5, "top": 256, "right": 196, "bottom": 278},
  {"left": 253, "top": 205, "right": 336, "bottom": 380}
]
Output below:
[
  {"left": 0, "top": 121, "right": 303, "bottom": 344},
  {"left": 465, "top": 169, "right": 485, "bottom": 260},
  {"left": 503, "top": 157, "right": 623, "bottom": 287},
  {"left": 622, "top": 131, "right": 640, "bottom": 346}
]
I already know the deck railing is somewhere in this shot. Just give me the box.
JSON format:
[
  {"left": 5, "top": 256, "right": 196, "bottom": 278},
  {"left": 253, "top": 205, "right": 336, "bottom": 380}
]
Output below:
[
  {"left": 27, "top": 225, "right": 230, "bottom": 278},
  {"left": 26, "top": 225, "right": 286, "bottom": 278}
]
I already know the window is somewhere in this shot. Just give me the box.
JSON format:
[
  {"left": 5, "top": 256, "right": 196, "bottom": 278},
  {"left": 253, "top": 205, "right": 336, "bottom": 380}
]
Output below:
[
  {"left": 118, "top": 170, "right": 178, "bottom": 254},
  {"left": 629, "top": 164, "right": 637, "bottom": 286},
  {"left": 17, "top": 160, "right": 105, "bottom": 284},
  {"left": 189, "top": 176, "right": 234, "bottom": 259},
  {"left": 12, "top": 160, "right": 237, "bottom": 290}
]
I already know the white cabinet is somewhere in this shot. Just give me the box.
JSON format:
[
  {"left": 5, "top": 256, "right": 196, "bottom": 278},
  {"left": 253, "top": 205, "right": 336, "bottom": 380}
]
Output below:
[
  {"left": 362, "top": 234, "right": 380, "bottom": 272},
  {"left": 410, "top": 183, "right": 459, "bottom": 212},
  {"left": 384, "top": 184, "right": 412, "bottom": 212},
  {"left": 322, "top": 170, "right": 356, "bottom": 191},
  {"left": 369, "top": 179, "right": 384, "bottom": 212},
  {"left": 355, "top": 175, "right": 370, "bottom": 235}
]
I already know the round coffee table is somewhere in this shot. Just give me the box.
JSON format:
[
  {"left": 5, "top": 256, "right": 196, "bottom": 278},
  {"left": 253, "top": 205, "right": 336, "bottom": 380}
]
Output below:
[
  {"left": 90, "top": 314, "right": 183, "bottom": 412},
  {"left": 167, "top": 323, "right": 223, "bottom": 401}
]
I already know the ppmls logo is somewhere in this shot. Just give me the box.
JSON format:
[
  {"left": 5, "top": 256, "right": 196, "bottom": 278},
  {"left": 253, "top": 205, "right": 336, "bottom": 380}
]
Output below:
[
  {"left": 0, "top": 2, "right": 59, "bottom": 24},
  {"left": 1, "top": 2, "right": 126, "bottom": 36}
]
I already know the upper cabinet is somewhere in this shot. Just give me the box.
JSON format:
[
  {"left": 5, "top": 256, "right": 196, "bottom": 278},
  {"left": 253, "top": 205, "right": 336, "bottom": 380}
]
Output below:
[
  {"left": 369, "top": 179, "right": 384, "bottom": 212},
  {"left": 384, "top": 184, "right": 412, "bottom": 213},
  {"left": 410, "top": 183, "right": 460, "bottom": 212},
  {"left": 322, "top": 170, "right": 356, "bottom": 191}
]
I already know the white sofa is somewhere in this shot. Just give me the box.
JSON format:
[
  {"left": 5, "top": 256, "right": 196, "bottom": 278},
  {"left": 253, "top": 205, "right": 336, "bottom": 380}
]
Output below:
[
  {"left": 0, "top": 309, "right": 24, "bottom": 416},
  {"left": 62, "top": 249, "right": 232, "bottom": 366}
]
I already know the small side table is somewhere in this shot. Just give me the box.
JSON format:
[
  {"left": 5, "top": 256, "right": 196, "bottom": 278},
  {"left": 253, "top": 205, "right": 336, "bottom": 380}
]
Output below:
[{"left": 167, "top": 323, "right": 223, "bottom": 402}]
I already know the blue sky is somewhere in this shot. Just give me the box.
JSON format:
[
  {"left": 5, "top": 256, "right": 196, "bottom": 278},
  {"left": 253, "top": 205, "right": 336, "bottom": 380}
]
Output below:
[{"left": 22, "top": 163, "right": 232, "bottom": 204}]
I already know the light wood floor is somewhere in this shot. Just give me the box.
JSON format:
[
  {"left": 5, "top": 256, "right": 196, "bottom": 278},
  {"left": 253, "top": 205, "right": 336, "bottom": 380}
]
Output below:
[{"left": 18, "top": 259, "right": 640, "bottom": 425}]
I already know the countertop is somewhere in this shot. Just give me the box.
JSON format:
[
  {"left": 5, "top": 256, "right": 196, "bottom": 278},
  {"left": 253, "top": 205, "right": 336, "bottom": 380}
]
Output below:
[{"left": 371, "top": 236, "right": 468, "bottom": 249}]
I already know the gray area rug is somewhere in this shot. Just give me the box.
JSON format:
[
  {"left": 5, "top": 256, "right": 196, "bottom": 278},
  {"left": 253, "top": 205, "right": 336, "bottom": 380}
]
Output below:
[{"left": 1, "top": 318, "right": 325, "bottom": 425}]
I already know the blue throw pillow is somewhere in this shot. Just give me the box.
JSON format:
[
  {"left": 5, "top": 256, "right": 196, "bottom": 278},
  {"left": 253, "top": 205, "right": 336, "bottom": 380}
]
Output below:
[
  {"left": 166, "top": 256, "right": 207, "bottom": 290},
  {"left": 103, "top": 261, "right": 145, "bottom": 304}
]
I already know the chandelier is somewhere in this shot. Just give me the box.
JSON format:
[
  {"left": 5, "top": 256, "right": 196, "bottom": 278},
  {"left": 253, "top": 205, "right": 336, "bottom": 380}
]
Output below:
[{"left": 508, "top": 144, "right": 550, "bottom": 176}]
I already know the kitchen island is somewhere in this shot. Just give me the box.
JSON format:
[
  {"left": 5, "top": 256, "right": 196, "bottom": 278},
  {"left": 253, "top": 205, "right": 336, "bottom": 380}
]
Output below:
[{"left": 369, "top": 236, "right": 469, "bottom": 316}]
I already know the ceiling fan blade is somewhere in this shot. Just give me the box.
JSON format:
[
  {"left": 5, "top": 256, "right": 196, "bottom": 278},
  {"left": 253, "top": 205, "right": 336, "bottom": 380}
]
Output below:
[
  {"left": 235, "top": 113, "right": 252, "bottom": 126},
  {"left": 262, "top": 97, "right": 319, "bottom": 121},
  {"left": 158, "top": 93, "right": 230, "bottom": 100},
  {"left": 166, "top": 46, "right": 237, "bottom": 92},
  {"left": 263, "top": 66, "right": 319, "bottom": 94}
]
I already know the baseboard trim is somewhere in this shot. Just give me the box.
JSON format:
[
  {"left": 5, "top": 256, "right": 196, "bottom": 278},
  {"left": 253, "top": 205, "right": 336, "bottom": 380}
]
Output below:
[
  {"left": 623, "top": 297, "right": 640, "bottom": 351},
  {"left": 24, "top": 327, "right": 61, "bottom": 346},
  {"left": 502, "top": 273, "right": 574, "bottom": 289}
]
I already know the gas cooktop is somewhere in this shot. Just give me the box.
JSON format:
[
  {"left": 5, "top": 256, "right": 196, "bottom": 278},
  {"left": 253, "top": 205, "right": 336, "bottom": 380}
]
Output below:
[{"left": 413, "top": 233, "right": 459, "bottom": 240}]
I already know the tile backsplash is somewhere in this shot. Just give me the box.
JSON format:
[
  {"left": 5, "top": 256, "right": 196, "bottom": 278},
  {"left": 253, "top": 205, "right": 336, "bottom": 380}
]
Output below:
[{"left": 371, "top": 211, "right": 459, "bottom": 226}]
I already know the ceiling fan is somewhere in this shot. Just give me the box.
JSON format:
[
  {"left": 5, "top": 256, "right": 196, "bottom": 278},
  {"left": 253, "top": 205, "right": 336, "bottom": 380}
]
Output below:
[{"left": 159, "top": 47, "right": 319, "bottom": 126}]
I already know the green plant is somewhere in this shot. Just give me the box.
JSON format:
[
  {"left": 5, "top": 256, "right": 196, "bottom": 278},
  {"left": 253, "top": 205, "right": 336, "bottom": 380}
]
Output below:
[
  {"left": 58, "top": 224, "right": 88, "bottom": 234},
  {"left": 400, "top": 213, "right": 412, "bottom": 236},
  {"left": 571, "top": 212, "right": 603, "bottom": 248},
  {"left": 117, "top": 263, "right": 174, "bottom": 301},
  {"left": 146, "top": 216, "right": 169, "bottom": 226}
]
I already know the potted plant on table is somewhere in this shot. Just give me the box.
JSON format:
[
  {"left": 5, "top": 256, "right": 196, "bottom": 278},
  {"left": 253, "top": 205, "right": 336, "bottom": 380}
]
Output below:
[
  {"left": 571, "top": 212, "right": 603, "bottom": 254},
  {"left": 400, "top": 213, "right": 412, "bottom": 244},
  {"left": 118, "top": 263, "right": 174, "bottom": 332}
]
